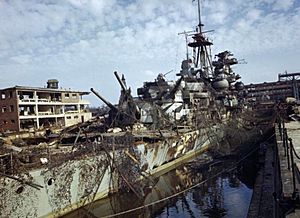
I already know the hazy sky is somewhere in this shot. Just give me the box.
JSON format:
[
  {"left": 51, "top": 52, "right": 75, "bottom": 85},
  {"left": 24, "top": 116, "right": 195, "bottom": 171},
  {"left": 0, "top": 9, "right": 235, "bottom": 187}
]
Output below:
[{"left": 0, "top": 0, "right": 300, "bottom": 106}]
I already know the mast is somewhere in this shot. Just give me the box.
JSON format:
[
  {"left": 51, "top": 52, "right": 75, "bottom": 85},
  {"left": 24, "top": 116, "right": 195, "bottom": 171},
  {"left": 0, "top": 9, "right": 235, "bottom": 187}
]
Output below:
[
  {"left": 178, "top": 30, "right": 193, "bottom": 61},
  {"left": 197, "top": 0, "right": 202, "bottom": 33},
  {"left": 187, "top": 0, "right": 213, "bottom": 78}
]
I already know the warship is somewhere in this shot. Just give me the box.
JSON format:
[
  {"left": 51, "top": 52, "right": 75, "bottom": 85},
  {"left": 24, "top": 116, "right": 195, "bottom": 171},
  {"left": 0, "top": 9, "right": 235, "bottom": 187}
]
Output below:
[{"left": 0, "top": 1, "right": 274, "bottom": 217}]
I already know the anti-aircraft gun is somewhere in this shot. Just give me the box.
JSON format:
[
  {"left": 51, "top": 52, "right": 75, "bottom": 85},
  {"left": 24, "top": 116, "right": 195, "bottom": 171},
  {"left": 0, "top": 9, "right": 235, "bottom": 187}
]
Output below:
[{"left": 91, "top": 71, "right": 140, "bottom": 129}]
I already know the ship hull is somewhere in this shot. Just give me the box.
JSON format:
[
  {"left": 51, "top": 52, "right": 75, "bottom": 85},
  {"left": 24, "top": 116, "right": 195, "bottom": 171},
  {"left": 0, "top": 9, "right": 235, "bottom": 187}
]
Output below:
[
  {"left": 0, "top": 118, "right": 270, "bottom": 218},
  {"left": 0, "top": 124, "right": 223, "bottom": 217}
]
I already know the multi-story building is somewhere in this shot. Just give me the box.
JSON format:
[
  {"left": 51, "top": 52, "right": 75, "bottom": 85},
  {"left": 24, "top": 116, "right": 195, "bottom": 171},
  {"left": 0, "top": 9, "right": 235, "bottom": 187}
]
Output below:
[
  {"left": 244, "top": 72, "right": 300, "bottom": 104},
  {"left": 0, "top": 79, "right": 92, "bottom": 132}
]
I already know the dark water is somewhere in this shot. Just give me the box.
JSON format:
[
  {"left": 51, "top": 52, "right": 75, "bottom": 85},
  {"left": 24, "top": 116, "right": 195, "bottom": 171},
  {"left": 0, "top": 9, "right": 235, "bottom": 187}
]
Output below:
[
  {"left": 152, "top": 173, "right": 252, "bottom": 218},
  {"left": 64, "top": 155, "right": 257, "bottom": 218}
]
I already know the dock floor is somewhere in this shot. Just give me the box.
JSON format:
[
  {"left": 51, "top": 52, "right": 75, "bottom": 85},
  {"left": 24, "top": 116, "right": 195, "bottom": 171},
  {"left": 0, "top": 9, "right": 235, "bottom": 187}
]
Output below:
[{"left": 277, "top": 121, "right": 300, "bottom": 217}]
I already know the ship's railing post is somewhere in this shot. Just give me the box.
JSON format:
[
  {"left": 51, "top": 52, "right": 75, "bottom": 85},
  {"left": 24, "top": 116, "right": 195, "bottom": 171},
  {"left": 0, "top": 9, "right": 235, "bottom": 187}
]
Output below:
[
  {"left": 283, "top": 127, "right": 286, "bottom": 156},
  {"left": 278, "top": 119, "right": 283, "bottom": 140},
  {"left": 285, "top": 128, "right": 291, "bottom": 170},
  {"left": 288, "top": 138, "right": 297, "bottom": 194},
  {"left": 284, "top": 127, "right": 287, "bottom": 154}
]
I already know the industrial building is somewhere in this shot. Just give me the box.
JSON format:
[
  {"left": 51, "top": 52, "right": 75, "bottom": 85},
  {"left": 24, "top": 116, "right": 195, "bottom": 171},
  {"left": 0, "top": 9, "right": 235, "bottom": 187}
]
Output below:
[
  {"left": 245, "top": 72, "right": 300, "bottom": 104},
  {"left": 0, "top": 79, "right": 92, "bottom": 132}
]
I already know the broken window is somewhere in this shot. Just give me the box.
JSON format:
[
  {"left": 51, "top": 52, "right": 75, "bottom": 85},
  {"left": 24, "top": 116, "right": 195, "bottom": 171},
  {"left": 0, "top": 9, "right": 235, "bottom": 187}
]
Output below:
[
  {"left": 50, "top": 93, "right": 61, "bottom": 101},
  {"left": 19, "top": 106, "right": 35, "bottom": 115},
  {"left": 11, "top": 119, "right": 15, "bottom": 124},
  {"left": 10, "top": 105, "right": 14, "bottom": 112},
  {"left": 20, "top": 119, "right": 36, "bottom": 130},
  {"left": 9, "top": 91, "right": 13, "bottom": 98},
  {"left": 19, "top": 91, "right": 34, "bottom": 100},
  {"left": 65, "top": 105, "right": 77, "bottom": 113},
  {"left": 2, "top": 106, "right": 7, "bottom": 113}
]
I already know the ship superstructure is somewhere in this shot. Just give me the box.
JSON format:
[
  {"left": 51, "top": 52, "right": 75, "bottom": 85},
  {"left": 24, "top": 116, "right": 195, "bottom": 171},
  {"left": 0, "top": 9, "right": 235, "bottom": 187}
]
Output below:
[{"left": 135, "top": 0, "right": 244, "bottom": 130}]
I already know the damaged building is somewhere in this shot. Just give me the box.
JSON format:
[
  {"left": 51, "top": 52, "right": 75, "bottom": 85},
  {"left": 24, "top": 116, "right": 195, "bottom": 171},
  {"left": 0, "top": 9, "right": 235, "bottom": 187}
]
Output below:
[
  {"left": 245, "top": 71, "right": 300, "bottom": 104},
  {"left": 0, "top": 79, "right": 92, "bottom": 133}
]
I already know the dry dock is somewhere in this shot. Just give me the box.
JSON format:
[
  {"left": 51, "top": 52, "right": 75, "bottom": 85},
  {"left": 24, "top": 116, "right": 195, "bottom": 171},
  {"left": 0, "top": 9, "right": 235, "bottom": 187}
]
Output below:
[{"left": 248, "top": 120, "right": 300, "bottom": 218}]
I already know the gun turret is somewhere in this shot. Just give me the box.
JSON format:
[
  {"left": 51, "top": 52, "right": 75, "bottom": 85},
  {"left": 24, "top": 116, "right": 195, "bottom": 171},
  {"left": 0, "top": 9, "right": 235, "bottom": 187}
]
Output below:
[
  {"left": 114, "top": 71, "right": 127, "bottom": 92},
  {"left": 91, "top": 71, "right": 141, "bottom": 129},
  {"left": 90, "top": 88, "right": 118, "bottom": 111}
]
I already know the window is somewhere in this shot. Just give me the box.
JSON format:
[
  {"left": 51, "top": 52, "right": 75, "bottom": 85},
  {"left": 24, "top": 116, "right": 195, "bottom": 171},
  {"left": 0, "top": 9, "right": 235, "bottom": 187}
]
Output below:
[
  {"left": 2, "top": 106, "right": 7, "bottom": 113},
  {"left": 11, "top": 119, "right": 15, "bottom": 124},
  {"left": 3, "top": 120, "right": 8, "bottom": 124},
  {"left": 74, "top": 115, "right": 78, "bottom": 119},
  {"left": 72, "top": 93, "right": 77, "bottom": 98},
  {"left": 1, "top": 93, "right": 5, "bottom": 100},
  {"left": 65, "top": 93, "right": 69, "bottom": 99},
  {"left": 9, "top": 91, "right": 13, "bottom": 98},
  {"left": 66, "top": 116, "right": 71, "bottom": 119},
  {"left": 10, "top": 105, "right": 14, "bottom": 112}
]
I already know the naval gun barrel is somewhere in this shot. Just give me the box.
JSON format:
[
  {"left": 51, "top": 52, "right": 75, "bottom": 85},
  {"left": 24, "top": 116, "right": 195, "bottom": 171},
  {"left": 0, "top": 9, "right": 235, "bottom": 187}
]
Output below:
[
  {"left": 168, "top": 76, "right": 184, "bottom": 99},
  {"left": 114, "top": 71, "right": 127, "bottom": 92},
  {"left": 90, "top": 88, "right": 118, "bottom": 111}
]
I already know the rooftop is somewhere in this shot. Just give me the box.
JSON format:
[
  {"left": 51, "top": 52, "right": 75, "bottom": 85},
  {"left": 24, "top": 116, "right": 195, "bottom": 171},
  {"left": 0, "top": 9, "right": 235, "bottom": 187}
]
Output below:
[{"left": 0, "top": 85, "right": 90, "bottom": 95}]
